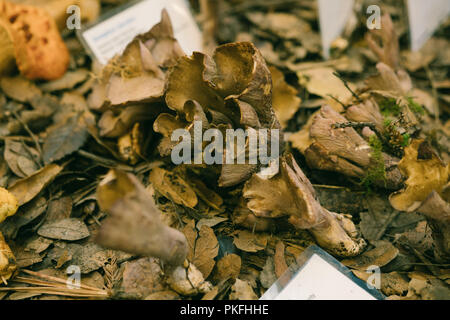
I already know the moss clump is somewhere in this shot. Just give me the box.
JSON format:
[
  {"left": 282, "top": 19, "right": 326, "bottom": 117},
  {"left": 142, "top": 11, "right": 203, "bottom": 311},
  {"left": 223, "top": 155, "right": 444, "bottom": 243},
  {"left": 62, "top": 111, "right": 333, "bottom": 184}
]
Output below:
[
  {"left": 360, "top": 135, "right": 386, "bottom": 189},
  {"left": 407, "top": 97, "right": 425, "bottom": 115},
  {"left": 379, "top": 98, "right": 400, "bottom": 117},
  {"left": 400, "top": 133, "right": 410, "bottom": 147}
]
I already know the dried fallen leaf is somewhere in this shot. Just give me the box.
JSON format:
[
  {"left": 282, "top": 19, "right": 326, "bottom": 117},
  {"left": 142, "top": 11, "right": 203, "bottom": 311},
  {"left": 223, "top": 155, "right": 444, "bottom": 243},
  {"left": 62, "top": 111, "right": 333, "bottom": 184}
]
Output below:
[
  {"left": 260, "top": 256, "right": 277, "bottom": 289},
  {"left": 233, "top": 230, "right": 268, "bottom": 253},
  {"left": 270, "top": 66, "right": 301, "bottom": 128},
  {"left": 342, "top": 240, "right": 399, "bottom": 270},
  {"left": 167, "top": 263, "right": 212, "bottom": 296},
  {"left": 113, "top": 257, "right": 166, "bottom": 300},
  {"left": 39, "top": 69, "right": 89, "bottom": 92},
  {"left": 37, "top": 218, "right": 90, "bottom": 241},
  {"left": 149, "top": 167, "right": 198, "bottom": 208},
  {"left": 4, "top": 138, "right": 40, "bottom": 177},
  {"left": 274, "top": 241, "right": 288, "bottom": 278},
  {"left": 389, "top": 140, "right": 449, "bottom": 212},
  {"left": 191, "top": 226, "right": 219, "bottom": 279},
  {"left": 8, "top": 164, "right": 62, "bottom": 206},
  {"left": 214, "top": 253, "right": 241, "bottom": 281},
  {"left": 229, "top": 278, "right": 257, "bottom": 300},
  {"left": 297, "top": 67, "right": 355, "bottom": 104},
  {"left": 0, "top": 76, "right": 41, "bottom": 102},
  {"left": 42, "top": 110, "right": 91, "bottom": 164}
]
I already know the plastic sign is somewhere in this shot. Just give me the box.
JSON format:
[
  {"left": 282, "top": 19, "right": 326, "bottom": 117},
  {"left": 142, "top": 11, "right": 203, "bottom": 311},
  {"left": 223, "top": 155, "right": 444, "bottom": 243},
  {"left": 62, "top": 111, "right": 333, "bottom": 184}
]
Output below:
[
  {"left": 318, "top": 0, "right": 354, "bottom": 59},
  {"left": 260, "top": 246, "right": 384, "bottom": 300},
  {"left": 78, "top": 0, "right": 202, "bottom": 65},
  {"left": 407, "top": 0, "right": 450, "bottom": 51}
]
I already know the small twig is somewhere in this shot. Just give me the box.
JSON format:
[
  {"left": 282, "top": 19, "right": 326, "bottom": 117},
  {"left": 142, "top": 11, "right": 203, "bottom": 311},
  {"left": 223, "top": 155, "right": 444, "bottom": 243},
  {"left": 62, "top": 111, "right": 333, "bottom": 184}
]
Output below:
[
  {"left": 21, "top": 269, "right": 106, "bottom": 293},
  {"left": 333, "top": 71, "right": 362, "bottom": 103},
  {"left": 77, "top": 150, "right": 134, "bottom": 172},
  {"left": 327, "top": 94, "right": 347, "bottom": 109},
  {"left": 332, "top": 121, "right": 377, "bottom": 131}
]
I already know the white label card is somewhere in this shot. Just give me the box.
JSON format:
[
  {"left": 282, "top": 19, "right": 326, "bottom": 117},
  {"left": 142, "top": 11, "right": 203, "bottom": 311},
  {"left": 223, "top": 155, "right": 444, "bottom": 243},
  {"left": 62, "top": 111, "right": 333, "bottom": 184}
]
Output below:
[
  {"left": 260, "top": 246, "right": 382, "bottom": 300},
  {"left": 318, "top": 0, "right": 354, "bottom": 59},
  {"left": 79, "top": 0, "right": 202, "bottom": 65},
  {"left": 407, "top": 0, "right": 450, "bottom": 51}
]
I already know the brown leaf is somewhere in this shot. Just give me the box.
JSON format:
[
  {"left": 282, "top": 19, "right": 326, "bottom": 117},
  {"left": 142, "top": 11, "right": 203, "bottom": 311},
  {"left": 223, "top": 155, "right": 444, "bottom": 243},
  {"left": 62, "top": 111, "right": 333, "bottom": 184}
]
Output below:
[
  {"left": 270, "top": 66, "right": 301, "bottom": 128},
  {"left": 39, "top": 69, "right": 89, "bottom": 92},
  {"left": 274, "top": 241, "right": 288, "bottom": 278},
  {"left": 37, "top": 218, "right": 90, "bottom": 241},
  {"left": 113, "top": 257, "right": 166, "bottom": 299},
  {"left": 192, "top": 226, "right": 219, "bottom": 279},
  {"left": 342, "top": 240, "right": 399, "bottom": 270},
  {"left": 42, "top": 110, "right": 91, "bottom": 164},
  {"left": 214, "top": 253, "right": 241, "bottom": 282},
  {"left": 4, "top": 139, "right": 40, "bottom": 177},
  {"left": 0, "top": 76, "right": 41, "bottom": 102},
  {"left": 8, "top": 164, "right": 62, "bottom": 206},
  {"left": 229, "top": 278, "right": 257, "bottom": 300},
  {"left": 149, "top": 167, "right": 198, "bottom": 208},
  {"left": 389, "top": 140, "right": 449, "bottom": 212},
  {"left": 233, "top": 230, "right": 268, "bottom": 253}
]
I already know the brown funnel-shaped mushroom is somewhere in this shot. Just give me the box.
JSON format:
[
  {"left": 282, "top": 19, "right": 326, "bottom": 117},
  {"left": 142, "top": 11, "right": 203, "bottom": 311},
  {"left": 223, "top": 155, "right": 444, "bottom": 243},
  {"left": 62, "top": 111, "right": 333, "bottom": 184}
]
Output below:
[
  {"left": 242, "top": 154, "right": 366, "bottom": 257},
  {"left": 96, "top": 169, "right": 188, "bottom": 266}
]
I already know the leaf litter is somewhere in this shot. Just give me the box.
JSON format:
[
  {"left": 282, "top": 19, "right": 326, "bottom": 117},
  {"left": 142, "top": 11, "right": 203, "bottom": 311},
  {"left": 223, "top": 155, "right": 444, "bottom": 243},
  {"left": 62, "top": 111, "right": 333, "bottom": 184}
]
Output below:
[{"left": 0, "top": 0, "right": 448, "bottom": 300}]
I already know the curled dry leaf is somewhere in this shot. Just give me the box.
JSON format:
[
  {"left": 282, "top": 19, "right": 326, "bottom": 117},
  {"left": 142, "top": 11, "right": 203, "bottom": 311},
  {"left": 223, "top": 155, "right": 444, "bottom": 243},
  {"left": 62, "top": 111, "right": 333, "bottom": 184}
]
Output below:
[
  {"left": 389, "top": 140, "right": 449, "bottom": 212},
  {"left": 233, "top": 230, "right": 269, "bottom": 253},
  {"left": 416, "top": 191, "right": 450, "bottom": 261},
  {"left": 90, "top": 9, "right": 183, "bottom": 109},
  {"left": 0, "top": 232, "right": 16, "bottom": 283},
  {"left": 297, "top": 67, "right": 356, "bottom": 105},
  {"left": 182, "top": 221, "right": 219, "bottom": 279},
  {"left": 0, "top": 76, "right": 41, "bottom": 102},
  {"left": 341, "top": 240, "right": 399, "bottom": 270},
  {"left": 113, "top": 257, "right": 166, "bottom": 300},
  {"left": 37, "top": 218, "right": 90, "bottom": 241},
  {"left": 0, "top": 0, "right": 69, "bottom": 80},
  {"left": 8, "top": 164, "right": 63, "bottom": 206},
  {"left": 214, "top": 253, "right": 241, "bottom": 281},
  {"left": 191, "top": 226, "right": 219, "bottom": 279},
  {"left": 167, "top": 263, "right": 212, "bottom": 296},
  {"left": 149, "top": 167, "right": 198, "bottom": 208},
  {"left": 229, "top": 278, "right": 257, "bottom": 300},
  {"left": 0, "top": 187, "right": 18, "bottom": 223},
  {"left": 4, "top": 138, "right": 40, "bottom": 177},
  {"left": 96, "top": 169, "right": 188, "bottom": 266}
]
